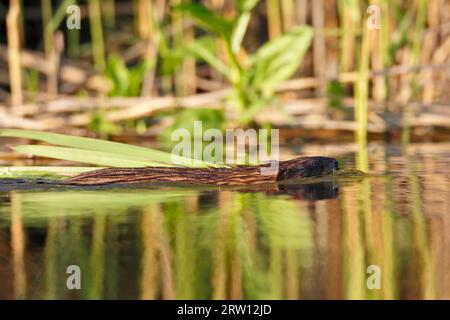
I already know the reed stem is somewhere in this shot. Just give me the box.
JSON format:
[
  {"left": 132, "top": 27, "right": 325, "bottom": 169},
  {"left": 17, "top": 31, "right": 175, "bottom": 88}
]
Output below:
[
  {"left": 88, "top": 0, "right": 106, "bottom": 72},
  {"left": 6, "top": 0, "right": 23, "bottom": 107}
]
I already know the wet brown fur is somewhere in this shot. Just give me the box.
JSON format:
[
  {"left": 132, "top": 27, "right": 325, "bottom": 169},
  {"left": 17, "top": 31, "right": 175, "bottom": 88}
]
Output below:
[{"left": 64, "top": 156, "right": 338, "bottom": 186}]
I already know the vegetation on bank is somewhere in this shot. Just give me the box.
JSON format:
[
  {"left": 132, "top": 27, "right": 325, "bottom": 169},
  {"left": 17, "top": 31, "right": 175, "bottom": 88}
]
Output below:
[{"left": 0, "top": 0, "right": 448, "bottom": 139}]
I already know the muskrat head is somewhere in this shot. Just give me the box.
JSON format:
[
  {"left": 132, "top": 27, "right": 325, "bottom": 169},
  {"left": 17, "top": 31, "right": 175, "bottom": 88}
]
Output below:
[{"left": 276, "top": 156, "right": 339, "bottom": 181}]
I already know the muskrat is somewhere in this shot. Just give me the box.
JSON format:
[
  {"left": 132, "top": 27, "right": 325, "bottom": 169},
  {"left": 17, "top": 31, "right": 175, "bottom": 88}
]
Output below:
[{"left": 64, "top": 156, "right": 339, "bottom": 186}]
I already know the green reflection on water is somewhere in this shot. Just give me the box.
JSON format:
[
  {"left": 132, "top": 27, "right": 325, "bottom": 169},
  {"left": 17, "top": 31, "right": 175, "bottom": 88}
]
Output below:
[{"left": 0, "top": 146, "right": 449, "bottom": 299}]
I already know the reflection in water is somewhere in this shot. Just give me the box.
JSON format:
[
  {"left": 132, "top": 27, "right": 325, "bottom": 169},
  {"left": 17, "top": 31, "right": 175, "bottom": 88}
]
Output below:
[
  {"left": 0, "top": 143, "right": 450, "bottom": 299},
  {"left": 278, "top": 181, "right": 339, "bottom": 200}
]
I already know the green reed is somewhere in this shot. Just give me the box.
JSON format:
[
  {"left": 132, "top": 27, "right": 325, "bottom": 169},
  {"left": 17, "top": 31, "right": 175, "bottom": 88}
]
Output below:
[{"left": 88, "top": 0, "right": 106, "bottom": 72}]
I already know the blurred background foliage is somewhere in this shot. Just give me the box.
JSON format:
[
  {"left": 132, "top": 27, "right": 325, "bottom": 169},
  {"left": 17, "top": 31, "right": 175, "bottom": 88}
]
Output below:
[{"left": 0, "top": 0, "right": 449, "bottom": 143}]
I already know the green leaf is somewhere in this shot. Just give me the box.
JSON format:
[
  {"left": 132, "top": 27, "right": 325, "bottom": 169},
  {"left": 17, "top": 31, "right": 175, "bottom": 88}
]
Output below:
[
  {"left": 236, "top": 0, "right": 260, "bottom": 12},
  {"left": 0, "top": 129, "right": 217, "bottom": 168},
  {"left": 128, "top": 59, "right": 155, "bottom": 96},
  {"left": 231, "top": 13, "right": 251, "bottom": 53},
  {"left": 105, "top": 54, "right": 130, "bottom": 96},
  {"left": 12, "top": 145, "right": 173, "bottom": 168},
  {"left": 183, "top": 37, "right": 231, "bottom": 79},
  {"left": 247, "top": 26, "right": 313, "bottom": 95},
  {"left": 231, "top": 0, "right": 260, "bottom": 53},
  {"left": 174, "top": 3, "right": 233, "bottom": 37}
]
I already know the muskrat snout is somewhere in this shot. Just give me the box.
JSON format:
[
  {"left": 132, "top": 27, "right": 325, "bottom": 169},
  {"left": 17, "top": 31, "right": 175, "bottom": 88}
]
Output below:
[
  {"left": 318, "top": 157, "right": 339, "bottom": 175},
  {"left": 330, "top": 159, "right": 339, "bottom": 173}
]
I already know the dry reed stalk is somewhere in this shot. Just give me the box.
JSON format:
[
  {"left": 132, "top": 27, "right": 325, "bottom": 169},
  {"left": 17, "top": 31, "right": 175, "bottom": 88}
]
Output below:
[
  {"left": 339, "top": 0, "right": 357, "bottom": 73},
  {"left": 295, "top": 0, "right": 308, "bottom": 25},
  {"left": 172, "top": 0, "right": 196, "bottom": 96},
  {"left": 0, "top": 44, "right": 110, "bottom": 93},
  {"left": 140, "top": 206, "right": 159, "bottom": 299},
  {"left": 312, "top": 0, "right": 326, "bottom": 95},
  {"left": 370, "top": 0, "right": 387, "bottom": 102},
  {"left": 136, "top": 0, "right": 158, "bottom": 97},
  {"left": 421, "top": 0, "right": 442, "bottom": 103},
  {"left": 6, "top": 0, "right": 23, "bottom": 107},
  {"left": 0, "top": 110, "right": 46, "bottom": 130},
  {"left": 324, "top": 0, "right": 339, "bottom": 79},
  {"left": 212, "top": 192, "right": 231, "bottom": 299},
  {"left": 281, "top": 0, "right": 295, "bottom": 32},
  {"left": 155, "top": 206, "right": 175, "bottom": 299},
  {"left": 267, "top": 0, "right": 282, "bottom": 39},
  {"left": 137, "top": 0, "right": 154, "bottom": 59},
  {"left": 398, "top": 0, "right": 427, "bottom": 105},
  {"left": 342, "top": 185, "right": 366, "bottom": 299},
  {"left": 10, "top": 192, "right": 26, "bottom": 299}
]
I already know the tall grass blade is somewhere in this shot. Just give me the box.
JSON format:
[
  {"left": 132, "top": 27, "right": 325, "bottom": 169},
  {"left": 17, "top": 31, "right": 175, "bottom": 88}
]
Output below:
[
  {"left": 0, "top": 129, "right": 217, "bottom": 167},
  {"left": 12, "top": 145, "right": 174, "bottom": 168}
]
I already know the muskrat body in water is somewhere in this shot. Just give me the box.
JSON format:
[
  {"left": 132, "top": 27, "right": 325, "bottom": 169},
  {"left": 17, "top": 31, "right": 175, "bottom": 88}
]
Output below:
[{"left": 64, "top": 156, "right": 339, "bottom": 186}]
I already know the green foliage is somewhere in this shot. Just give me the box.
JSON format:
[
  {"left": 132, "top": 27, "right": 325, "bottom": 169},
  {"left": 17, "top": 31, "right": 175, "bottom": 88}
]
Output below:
[
  {"left": 12, "top": 145, "right": 168, "bottom": 168},
  {"left": 182, "top": 36, "right": 231, "bottom": 78},
  {"left": 162, "top": 108, "right": 225, "bottom": 145},
  {"left": 0, "top": 129, "right": 222, "bottom": 168},
  {"left": 175, "top": 3, "right": 233, "bottom": 38},
  {"left": 174, "top": 2, "right": 313, "bottom": 125},
  {"left": 327, "top": 80, "right": 347, "bottom": 111},
  {"left": 23, "top": 69, "right": 40, "bottom": 99},
  {"left": 89, "top": 111, "right": 122, "bottom": 138},
  {"left": 105, "top": 54, "right": 154, "bottom": 96},
  {"left": 246, "top": 26, "right": 313, "bottom": 96}
]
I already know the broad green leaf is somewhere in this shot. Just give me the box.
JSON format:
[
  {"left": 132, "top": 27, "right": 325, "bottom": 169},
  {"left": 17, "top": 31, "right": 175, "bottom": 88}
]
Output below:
[
  {"left": 12, "top": 145, "right": 174, "bottom": 168},
  {"left": 247, "top": 26, "right": 313, "bottom": 94},
  {"left": 174, "top": 3, "right": 233, "bottom": 37},
  {"left": 183, "top": 37, "right": 231, "bottom": 79},
  {"left": 0, "top": 129, "right": 216, "bottom": 167}
]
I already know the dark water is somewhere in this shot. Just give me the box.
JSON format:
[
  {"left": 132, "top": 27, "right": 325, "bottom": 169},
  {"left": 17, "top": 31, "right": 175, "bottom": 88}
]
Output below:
[{"left": 0, "top": 142, "right": 450, "bottom": 299}]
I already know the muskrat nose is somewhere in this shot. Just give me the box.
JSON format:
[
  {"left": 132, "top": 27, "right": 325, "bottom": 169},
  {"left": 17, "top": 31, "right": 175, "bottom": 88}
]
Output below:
[{"left": 333, "top": 159, "right": 339, "bottom": 171}]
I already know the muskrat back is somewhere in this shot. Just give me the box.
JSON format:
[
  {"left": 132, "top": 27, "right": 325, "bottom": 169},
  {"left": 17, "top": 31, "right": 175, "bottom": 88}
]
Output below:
[{"left": 64, "top": 156, "right": 339, "bottom": 186}]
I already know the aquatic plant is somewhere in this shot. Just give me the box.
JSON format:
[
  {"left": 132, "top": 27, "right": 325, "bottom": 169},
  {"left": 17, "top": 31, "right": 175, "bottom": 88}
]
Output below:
[
  {"left": 0, "top": 129, "right": 224, "bottom": 176},
  {"left": 174, "top": 1, "right": 313, "bottom": 124}
]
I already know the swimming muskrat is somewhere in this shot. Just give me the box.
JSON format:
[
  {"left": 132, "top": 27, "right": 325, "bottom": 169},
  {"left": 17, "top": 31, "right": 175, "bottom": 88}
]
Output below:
[{"left": 64, "top": 156, "right": 339, "bottom": 186}]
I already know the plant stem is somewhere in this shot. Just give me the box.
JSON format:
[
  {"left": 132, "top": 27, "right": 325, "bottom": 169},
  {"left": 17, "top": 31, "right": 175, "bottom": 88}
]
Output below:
[
  {"left": 88, "top": 0, "right": 106, "bottom": 72},
  {"left": 6, "top": 0, "right": 23, "bottom": 107}
]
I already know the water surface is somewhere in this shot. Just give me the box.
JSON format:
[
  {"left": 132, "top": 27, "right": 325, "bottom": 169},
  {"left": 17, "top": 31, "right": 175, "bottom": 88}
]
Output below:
[{"left": 1, "top": 142, "right": 449, "bottom": 299}]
